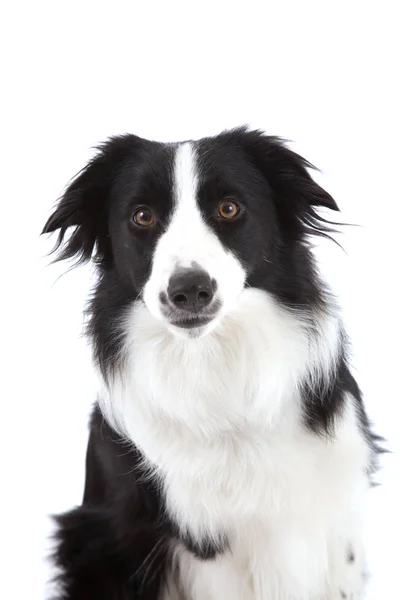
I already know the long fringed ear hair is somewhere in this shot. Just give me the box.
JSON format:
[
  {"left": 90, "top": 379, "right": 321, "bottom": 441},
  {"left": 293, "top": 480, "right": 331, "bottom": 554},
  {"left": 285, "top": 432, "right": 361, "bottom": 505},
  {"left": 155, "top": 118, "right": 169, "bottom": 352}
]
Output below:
[
  {"left": 41, "top": 135, "right": 139, "bottom": 266},
  {"left": 233, "top": 127, "right": 340, "bottom": 242}
]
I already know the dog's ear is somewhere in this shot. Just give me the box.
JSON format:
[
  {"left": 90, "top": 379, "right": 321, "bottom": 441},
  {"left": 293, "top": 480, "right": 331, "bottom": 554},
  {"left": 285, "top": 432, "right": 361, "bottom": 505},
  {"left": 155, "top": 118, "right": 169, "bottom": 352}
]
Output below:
[
  {"left": 42, "top": 153, "right": 109, "bottom": 265},
  {"left": 237, "top": 127, "right": 339, "bottom": 212},
  {"left": 233, "top": 127, "right": 339, "bottom": 240},
  {"left": 42, "top": 135, "right": 138, "bottom": 265}
]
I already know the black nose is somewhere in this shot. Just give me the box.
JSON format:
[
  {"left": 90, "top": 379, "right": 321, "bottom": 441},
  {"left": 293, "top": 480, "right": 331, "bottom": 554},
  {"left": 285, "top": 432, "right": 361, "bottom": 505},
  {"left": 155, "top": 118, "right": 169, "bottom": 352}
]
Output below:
[{"left": 168, "top": 269, "right": 214, "bottom": 313}]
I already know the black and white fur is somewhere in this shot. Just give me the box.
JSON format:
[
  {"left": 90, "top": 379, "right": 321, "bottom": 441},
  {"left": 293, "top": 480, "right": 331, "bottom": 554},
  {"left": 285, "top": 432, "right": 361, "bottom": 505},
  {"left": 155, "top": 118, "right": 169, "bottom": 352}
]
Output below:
[{"left": 43, "top": 128, "right": 380, "bottom": 600}]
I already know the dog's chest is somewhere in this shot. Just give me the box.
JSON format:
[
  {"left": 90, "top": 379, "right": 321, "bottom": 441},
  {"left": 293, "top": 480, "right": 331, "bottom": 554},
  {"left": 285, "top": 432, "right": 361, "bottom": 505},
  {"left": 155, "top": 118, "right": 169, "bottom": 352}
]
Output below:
[
  {"left": 159, "top": 414, "right": 357, "bottom": 542},
  {"left": 109, "top": 303, "right": 367, "bottom": 541},
  {"left": 119, "top": 372, "right": 365, "bottom": 548}
]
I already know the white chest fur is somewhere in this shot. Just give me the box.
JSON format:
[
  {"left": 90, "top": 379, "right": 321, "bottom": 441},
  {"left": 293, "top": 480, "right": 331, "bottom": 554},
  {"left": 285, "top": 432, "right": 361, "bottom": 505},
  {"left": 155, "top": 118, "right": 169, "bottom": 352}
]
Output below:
[{"left": 100, "top": 289, "right": 371, "bottom": 600}]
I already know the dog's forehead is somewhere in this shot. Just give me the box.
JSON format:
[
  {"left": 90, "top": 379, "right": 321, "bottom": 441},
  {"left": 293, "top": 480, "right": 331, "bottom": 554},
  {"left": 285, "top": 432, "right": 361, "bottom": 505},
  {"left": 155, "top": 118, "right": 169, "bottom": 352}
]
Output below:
[
  {"left": 144, "top": 134, "right": 246, "bottom": 177},
  {"left": 112, "top": 133, "right": 253, "bottom": 212},
  {"left": 117, "top": 141, "right": 193, "bottom": 203}
]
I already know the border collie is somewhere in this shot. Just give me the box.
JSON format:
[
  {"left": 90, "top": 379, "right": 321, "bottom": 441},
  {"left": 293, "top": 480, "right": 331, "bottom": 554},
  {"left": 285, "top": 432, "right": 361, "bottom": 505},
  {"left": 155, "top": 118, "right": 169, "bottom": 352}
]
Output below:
[{"left": 43, "top": 127, "right": 381, "bottom": 600}]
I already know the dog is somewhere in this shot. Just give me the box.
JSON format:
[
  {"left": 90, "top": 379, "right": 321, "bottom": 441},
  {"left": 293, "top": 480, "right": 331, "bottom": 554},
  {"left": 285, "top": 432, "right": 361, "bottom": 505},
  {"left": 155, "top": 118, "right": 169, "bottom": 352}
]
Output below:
[{"left": 43, "top": 127, "right": 381, "bottom": 599}]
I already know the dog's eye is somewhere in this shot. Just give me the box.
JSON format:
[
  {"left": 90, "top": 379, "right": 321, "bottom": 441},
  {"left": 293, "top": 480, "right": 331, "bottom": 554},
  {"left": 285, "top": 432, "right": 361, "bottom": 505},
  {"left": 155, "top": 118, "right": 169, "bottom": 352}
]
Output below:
[
  {"left": 218, "top": 199, "right": 240, "bottom": 220},
  {"left": 132, "top": 207, "right": 155, "bottom": 228}
]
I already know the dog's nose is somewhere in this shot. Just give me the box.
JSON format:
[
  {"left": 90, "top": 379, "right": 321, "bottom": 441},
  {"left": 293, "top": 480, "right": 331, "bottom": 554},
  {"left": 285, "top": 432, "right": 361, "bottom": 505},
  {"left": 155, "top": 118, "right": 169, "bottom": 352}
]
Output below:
[{"left": 167, "top": 269, "right": 214, "bottom": 313}]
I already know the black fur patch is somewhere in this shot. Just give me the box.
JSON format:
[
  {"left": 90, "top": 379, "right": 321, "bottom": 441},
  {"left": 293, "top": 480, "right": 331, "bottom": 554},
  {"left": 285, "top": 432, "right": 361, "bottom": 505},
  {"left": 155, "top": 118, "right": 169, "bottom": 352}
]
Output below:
[
  {"left": 52, "top": 407, "right": 171, "bottom": 598},
  {"left": 181, "top": 532, "right": 229, "bottom": 560},
  {"left": 303, "top": 352, "right": 385, "bottom": 470},
  {"left": 302, "top": 355, "right": 347, "bottom": 436}
]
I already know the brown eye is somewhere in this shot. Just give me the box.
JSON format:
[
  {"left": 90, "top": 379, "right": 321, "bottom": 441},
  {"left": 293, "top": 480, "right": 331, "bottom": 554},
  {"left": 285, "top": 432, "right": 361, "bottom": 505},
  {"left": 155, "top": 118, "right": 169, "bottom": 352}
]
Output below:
[
  {"left": 132, "top": 207, "right": 154, "bottom": 228},
  {"left": 218, "top": 199, "right": 240, "bottom": 220}
]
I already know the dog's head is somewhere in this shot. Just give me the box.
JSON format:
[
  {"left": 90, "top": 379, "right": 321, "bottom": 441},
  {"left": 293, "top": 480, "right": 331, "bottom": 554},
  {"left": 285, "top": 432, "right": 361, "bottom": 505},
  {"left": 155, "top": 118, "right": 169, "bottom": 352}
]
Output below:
[{"left": 43, "top": 127, "right": 338, "bottom": 339}]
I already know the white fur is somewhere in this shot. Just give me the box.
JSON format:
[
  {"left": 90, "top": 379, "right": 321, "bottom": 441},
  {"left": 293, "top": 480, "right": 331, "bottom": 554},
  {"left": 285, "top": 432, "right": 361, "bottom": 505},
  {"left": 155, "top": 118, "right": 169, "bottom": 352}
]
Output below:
[{"left": 98, "top": 142, "right": 372, "bottom": 599}]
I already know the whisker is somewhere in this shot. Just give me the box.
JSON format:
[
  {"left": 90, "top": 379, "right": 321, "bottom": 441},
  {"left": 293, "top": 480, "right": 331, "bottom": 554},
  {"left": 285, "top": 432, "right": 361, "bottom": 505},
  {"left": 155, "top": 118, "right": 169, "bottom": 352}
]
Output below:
[{"left": 130, "top": 536, "right": 165, "bottom": 583}]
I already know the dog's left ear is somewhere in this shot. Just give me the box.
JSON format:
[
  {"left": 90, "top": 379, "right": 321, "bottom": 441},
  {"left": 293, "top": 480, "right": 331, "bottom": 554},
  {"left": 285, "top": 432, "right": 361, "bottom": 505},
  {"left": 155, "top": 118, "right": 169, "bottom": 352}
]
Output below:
[
  {"left": 233, "top": 127, "right": 339, "bottom": 241},
  {"left": 237, "top": 127, "right": 339, "bottom": 213},
  {"left": 42, "top": 134, "right": 139, "bottom": 265},
  {"left": 262, "top": 136, "right": 339, "bottom": 213}
]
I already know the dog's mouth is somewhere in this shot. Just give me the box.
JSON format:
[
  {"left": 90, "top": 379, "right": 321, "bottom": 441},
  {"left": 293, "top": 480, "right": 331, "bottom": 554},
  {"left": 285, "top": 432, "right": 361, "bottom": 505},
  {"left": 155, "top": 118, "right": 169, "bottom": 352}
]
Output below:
[
  {"left": 160, "top": 298, "right": 222, "bottom": 332},
  {"left": 169, "top": 316, "right": 213, "bottom": 330}
]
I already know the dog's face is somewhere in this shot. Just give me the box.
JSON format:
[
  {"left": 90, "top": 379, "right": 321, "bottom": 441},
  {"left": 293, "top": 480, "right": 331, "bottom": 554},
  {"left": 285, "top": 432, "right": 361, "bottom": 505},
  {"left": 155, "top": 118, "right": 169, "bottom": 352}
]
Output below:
[
  {"left": 43, "top": 128, "right": 338, "bottom": 339},
  {"left": 140, "top": 142, "right": 247, "bottom": 337}
]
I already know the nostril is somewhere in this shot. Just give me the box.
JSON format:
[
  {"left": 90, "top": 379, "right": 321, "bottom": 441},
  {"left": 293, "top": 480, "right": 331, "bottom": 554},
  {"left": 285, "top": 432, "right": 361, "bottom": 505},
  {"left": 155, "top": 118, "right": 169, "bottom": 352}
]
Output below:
[
  {"left": 174, "top": 293, "right": 188, "bottom": 305},
  {"left": 197, "top": 290, "right": 210, "bottom": 303}
]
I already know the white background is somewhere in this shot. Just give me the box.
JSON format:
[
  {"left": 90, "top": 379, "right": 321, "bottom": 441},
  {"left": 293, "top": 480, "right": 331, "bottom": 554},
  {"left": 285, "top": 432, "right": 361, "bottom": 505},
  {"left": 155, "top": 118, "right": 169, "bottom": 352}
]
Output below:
[{"left": 1, "top": 2, "right": 399, "bottom": 599}]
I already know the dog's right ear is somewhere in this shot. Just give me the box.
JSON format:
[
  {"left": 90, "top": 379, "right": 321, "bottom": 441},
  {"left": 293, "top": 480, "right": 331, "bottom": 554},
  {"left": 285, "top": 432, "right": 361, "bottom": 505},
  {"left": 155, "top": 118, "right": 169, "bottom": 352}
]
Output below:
[{"left": 42, "top": 135, "right": 139, "bottom": 265}]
